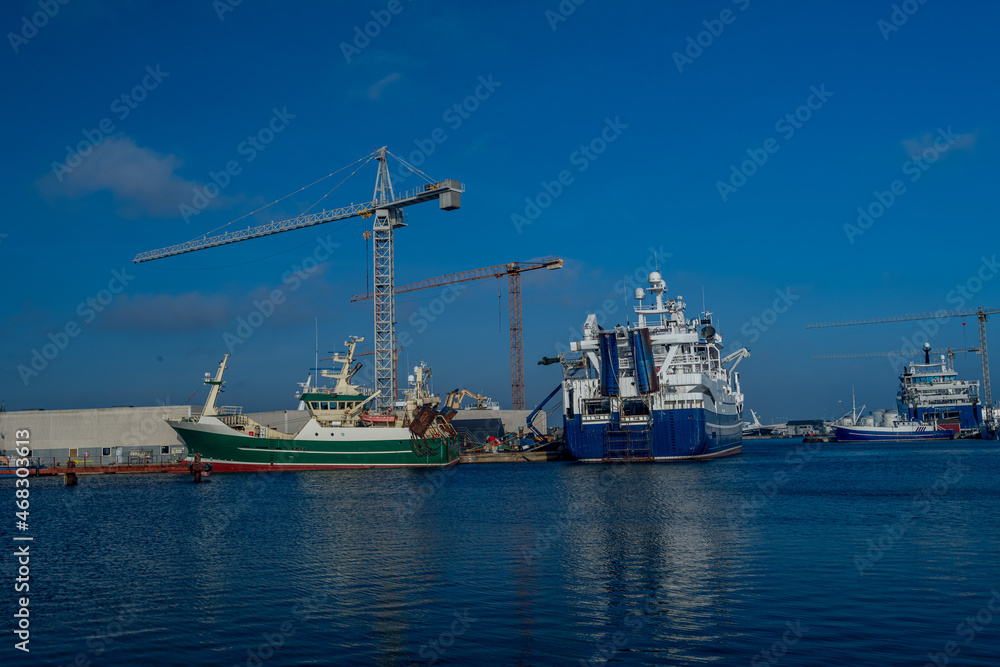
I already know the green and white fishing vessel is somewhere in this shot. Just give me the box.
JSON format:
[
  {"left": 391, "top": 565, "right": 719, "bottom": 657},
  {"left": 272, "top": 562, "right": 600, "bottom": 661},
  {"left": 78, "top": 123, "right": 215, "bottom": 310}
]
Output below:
[{"left": 169, "top": 337, "right": 459, "bottom": 471}]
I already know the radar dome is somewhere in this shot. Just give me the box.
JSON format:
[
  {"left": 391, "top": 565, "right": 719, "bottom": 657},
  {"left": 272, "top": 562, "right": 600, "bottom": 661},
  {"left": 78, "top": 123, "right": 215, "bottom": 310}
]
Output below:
[
  {"left": 649, "top": 271, "right": 662, "bottom": 283},
  {"left": 634, "top": 287, "right": 646, "bottom": 300}
]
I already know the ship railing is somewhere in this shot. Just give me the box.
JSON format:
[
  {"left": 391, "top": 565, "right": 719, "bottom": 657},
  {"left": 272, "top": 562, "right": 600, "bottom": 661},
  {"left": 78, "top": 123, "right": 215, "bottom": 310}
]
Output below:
[
  {"left": 453, "top": 426, "right": 482, "bottom": 445},
  {"left": 216, "top": 406, "right": 244, "bottom": 415},
  {"left": 668, "top": 353, "right": 712, "bottom": 370},
  {"left": 219, "top": 413, "right": 250, "bottom": 428},
  {"left": 308, "top": 385, "right": 375, "bottom": 397}
]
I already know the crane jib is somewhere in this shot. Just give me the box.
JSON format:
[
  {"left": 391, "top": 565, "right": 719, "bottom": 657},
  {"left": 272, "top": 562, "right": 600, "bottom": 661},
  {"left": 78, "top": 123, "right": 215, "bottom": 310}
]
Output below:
[
  {"left": 348, "top": 258, "right": 563, "bottom": 302},
  {"left": 806, "top": 306, "right": 1000, "bottom": 328},
  {"left": 132, "top": 180, "right": 463, "bottom": 264}
]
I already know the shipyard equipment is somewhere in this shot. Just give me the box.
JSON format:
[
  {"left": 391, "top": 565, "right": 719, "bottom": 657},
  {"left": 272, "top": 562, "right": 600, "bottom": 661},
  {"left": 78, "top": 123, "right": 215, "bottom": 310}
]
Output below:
[
  {"left": 351, "top": 257, "right": 564, "bottom": 410},
  {"left": 442, "top": 389, "right": 494, "bottom": 411},
  {"left": 134, "top": 147, "right": 464, "bottom": 411},
  {"left": 525, "top": 383, "right": 562, "bottom": 442},
  {"left": 807, "top": 306, "right": 1000, "bottom": 435}
]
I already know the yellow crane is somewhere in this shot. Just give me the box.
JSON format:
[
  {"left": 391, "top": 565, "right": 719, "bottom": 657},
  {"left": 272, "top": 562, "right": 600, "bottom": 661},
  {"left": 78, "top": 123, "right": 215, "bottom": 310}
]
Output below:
[{"left": 442, "top": 388, "right": 494, "bottom": 411}]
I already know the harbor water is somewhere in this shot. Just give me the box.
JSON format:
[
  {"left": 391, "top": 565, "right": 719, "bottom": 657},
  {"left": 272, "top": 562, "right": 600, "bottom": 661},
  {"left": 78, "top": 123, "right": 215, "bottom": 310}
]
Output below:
[{"left": 3, "top": 439, "right": 999, "bottom": 666}]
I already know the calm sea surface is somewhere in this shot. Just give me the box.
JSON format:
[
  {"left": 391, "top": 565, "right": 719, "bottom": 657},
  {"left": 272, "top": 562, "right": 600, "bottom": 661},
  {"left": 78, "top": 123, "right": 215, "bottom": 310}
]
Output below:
[{"left": 2, "top": 438, "right": 999, "bottom": 666}]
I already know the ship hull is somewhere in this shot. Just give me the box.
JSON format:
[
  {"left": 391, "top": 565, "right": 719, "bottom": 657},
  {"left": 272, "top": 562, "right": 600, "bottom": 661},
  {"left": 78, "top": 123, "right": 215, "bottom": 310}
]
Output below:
[
  {"left": 909, "top": 405, "right": 980, "bottom": 431},
  {"left": 170, "top": 419, "right": 459, "bottom": 471},
  {"left": 564, "top": 408, "right": 742, "bottom": 462},
  {"left": 834, "top": 425, "right": 955, "bottom": 442}
]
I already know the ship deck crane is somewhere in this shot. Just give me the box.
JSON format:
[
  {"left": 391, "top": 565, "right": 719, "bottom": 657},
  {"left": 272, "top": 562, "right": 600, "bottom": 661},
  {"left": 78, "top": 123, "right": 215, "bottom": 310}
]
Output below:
[
  {"left": 351, "top": 257, "right": 564, "bottom": 410},
  {"left": 133, "top": 146, "right": 464, "bottom": 411},
  {"left": 807, "top": 306, "right": 1000, "bottom": 435}
]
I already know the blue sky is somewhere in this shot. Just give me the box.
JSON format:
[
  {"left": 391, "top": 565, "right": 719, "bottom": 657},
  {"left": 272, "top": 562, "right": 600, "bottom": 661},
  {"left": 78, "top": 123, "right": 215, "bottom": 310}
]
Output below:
[{"left": 1, "top": 0, "right": 997, "bottom": 421}]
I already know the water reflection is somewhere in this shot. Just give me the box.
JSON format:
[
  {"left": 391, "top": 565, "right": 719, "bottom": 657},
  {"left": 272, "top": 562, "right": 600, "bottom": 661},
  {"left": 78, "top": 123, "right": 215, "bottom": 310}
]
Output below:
[{"left": 6, "top": 441, "right": 1000, "bottom": 666}]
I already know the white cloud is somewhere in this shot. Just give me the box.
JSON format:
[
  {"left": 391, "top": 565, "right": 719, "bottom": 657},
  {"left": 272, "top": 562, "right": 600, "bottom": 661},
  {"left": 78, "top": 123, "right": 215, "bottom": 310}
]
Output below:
[
  {"left": 38, "top": 136, "right": 226, "bottom": 218},
  {"left": 367, "top": 72, "right": 403, "bottom": 100},
  {"left": 902, "top": 129, "right": 977, "bottom": 160}
]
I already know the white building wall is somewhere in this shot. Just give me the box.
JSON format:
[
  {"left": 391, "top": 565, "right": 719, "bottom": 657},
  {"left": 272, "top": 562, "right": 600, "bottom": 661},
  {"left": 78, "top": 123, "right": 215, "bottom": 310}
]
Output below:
[{"left": 0, "top": 406, "right": 193, "bottom": 462}]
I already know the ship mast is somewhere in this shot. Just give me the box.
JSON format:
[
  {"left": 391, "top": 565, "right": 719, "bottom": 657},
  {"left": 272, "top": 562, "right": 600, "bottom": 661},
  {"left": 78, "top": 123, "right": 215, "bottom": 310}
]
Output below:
[
  {"left": 202, "top": 355, "right": 230, "bottom": 417},
  {"left": 851, "top": 386, "right": 857, "bottom": 426}
]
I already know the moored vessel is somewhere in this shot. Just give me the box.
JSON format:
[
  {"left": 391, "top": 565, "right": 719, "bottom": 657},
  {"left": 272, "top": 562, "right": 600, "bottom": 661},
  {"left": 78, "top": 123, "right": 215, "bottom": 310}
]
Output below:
[
  {"left": 833, "top": 387, "right": 955, "bottom": 442},
  {"left": 169, "top": 337, "right": 459, "bottom": 471},
  {"left": 833, "top": 418, "right": 955, "bottom": 442},
  {"left": 897, "top": 344, "right": 981, "bottom": 434},
  {"left": 559, "top": 269, "right": 749, "bottom": 462}
]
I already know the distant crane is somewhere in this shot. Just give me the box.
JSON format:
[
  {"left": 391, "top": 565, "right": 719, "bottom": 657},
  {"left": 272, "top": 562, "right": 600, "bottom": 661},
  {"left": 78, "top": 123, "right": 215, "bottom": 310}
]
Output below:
[
  {"left": 807, "top": 306, "right": 1000, "bottom": 434},
  {"left": 813, "top": 346, "right": 980, "bottom": 363},
  {"left": 133, "top": 146, "right": 464, "bottom": 411},
  {"left": 441, "top": 389, "right": 495, "bottom": 411},
  {"left": 352, "top": 257, "right": 564, "bottom": 410}
]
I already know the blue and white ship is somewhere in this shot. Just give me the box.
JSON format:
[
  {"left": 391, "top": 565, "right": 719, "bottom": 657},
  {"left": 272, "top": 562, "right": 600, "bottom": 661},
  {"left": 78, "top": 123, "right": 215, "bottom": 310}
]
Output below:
[
  {"left": 560, "top": 270, "right": 749, "bottom": 462},
  {"left": 832, "top": 369, "right": 963, "bottom": 442},
  {"left": 833, "top": 416, "right": 955, "bottom": 442},
  {"left": 897, "top": 344, "right": 980, "bottom": 433}
]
